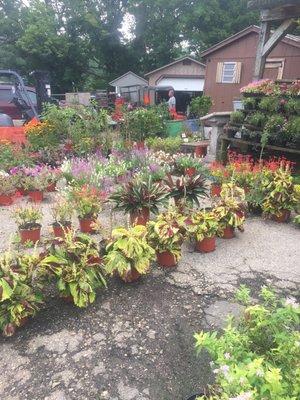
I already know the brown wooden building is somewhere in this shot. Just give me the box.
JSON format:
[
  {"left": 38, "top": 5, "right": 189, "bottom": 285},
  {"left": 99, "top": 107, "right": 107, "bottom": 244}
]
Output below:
[{"left": 201, "top": 25, "right": 300, "bottom": 112}]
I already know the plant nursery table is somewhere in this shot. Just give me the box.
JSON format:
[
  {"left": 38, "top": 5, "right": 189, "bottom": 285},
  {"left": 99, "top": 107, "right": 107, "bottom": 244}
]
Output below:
[{"left": 180, "top": 141, "right": 210, "bottom": 157}]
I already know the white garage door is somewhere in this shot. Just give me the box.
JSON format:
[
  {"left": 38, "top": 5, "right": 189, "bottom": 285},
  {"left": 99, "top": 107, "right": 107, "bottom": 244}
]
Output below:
[{"left": 157, "top": 77, "right": 204, "bottom": 91}]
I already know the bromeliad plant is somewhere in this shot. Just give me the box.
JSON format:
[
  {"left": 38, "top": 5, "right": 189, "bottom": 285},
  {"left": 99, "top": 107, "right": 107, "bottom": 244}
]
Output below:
[
  {"left": 262, "top": 166, "right": 298, "bottom": 220},
  {"left": 110, "top": 173, "right": 169, "bottom": 216},
  {"left": 39, "top": 231, "right": 106, "bottom": 308},
  {"left": 147, "top": 210, "right": 186, "bottom": 263},
  {"left": 0, "top": 251, "right": 43, "bottom": 337},
  {"left": 194, "top": 286, "right": 300, "bottom": 400},
  {"left": 104, "top": 225, "right": 155, "bottom": 282},
  {"left": 165, "top": 174, "right": 208, "bottom": 209}
]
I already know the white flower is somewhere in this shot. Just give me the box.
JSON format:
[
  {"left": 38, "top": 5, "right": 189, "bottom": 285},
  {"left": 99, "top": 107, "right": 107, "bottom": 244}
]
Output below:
[
  {"left": 256, "top": 368, "right": 264, "bottom": 377},
  {"left": 239, "top": 377, "right": 246, "bottom": 385},
  {"left": 224, "top": 352, "right": 231, "bottom": 360},
  {"left": 284, "top": 297, "right": 299, "bottom": 309},
  {"left": 213, "top": 368, "right": 219, "bottom": 374}
]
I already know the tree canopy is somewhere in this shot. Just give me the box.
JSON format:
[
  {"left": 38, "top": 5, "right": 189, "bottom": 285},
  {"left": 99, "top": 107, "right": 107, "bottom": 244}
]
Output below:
[{"left": 0, "top": 0, "right": 260, "bottom": 92}]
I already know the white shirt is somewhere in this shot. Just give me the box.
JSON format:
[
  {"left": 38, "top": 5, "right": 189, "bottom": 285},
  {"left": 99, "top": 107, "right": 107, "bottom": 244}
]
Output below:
[{"left": 168, "top": 96, "right": 176, "bottom": 110}]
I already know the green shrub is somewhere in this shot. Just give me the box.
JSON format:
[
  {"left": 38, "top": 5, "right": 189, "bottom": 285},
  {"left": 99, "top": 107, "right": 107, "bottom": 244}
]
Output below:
[
  {"left": 195, "top": 286, "right": 300, "bottom": 400},
  {"left": 146, "top": 137, "right": 182, "bottom": 154},
  {"left": 190, "top": 96, "right": 213, "bottom": 118},
  {"left": 283, "top": 98, "right": 300, "bottom": 116},
  {"left": 258, "top": 96, "right": 279, "bottom": 113},
  {"left": 230, "top": 111, "right": 244, "bottom": 125},
  {"left": 242, "top": 97, "right": 257, "bottom": 110},
  {"left": 245, "top": 112, "right": 266, "bottom": 129}
]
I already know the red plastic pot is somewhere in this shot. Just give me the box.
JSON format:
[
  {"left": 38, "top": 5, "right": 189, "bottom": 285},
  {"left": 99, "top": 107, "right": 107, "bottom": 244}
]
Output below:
[
  {"left": 19, "top": 226, "right": 41, "bottom": 244},
  {"left": 195, "top": 236, "right": 216, "bottom": 253},
  {"left": 185, "top": 167, "right": 196, "bottom": 177},
  {"left": 211, "top": 184, "right": 221, "bottom": 197},
  {"left": 222, "top": 226, "right": 235, "bottom": 239},
  {"left": 121, "top": 267, "right": 141, "bottom": 283},
  {"left": 272, "top": 210, "right": 291, "bottom": 223},
  {"left": 157, "top": 251, "right": 177, "bottom": 268},
  {"left": 0, "top": 194, "right": 14, "bottom": 206},
  {"left": 135, "top": 141, "right": 145, "bottom": 150},
  {"left": 28, "top": 190, "right": 44, "bottom": 203},
  {"left": 130, "top": 208, "right": 150, "bottom": 226},
  {"left": 47, "top": 182, "right": 56, "bottom": 192},
  {"left": 17, "top": 187, "right": 28, "bottom": 196},
  {"left": 79, "top": 218, "right": 96, "bottom": 233},
  {"left": 61, "top": 295, "right": 74, "bottom": 304},
  {"left": 52, "top": 223, "right": 71, "bottom": 238}
]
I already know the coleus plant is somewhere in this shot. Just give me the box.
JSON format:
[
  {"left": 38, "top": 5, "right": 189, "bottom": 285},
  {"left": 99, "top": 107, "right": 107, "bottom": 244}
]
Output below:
[
  {"left": 187, "top": 210, "right": 219, "bottom": 242},
  {"left": 262, "top": 166, "right": 298, "bottom": 217},
  {"left": 147, "top": 210, "right": 186, "bottom": 262},
  {"left": 39, "top": 231, "right": 106, "bottom": 308},
  {"left": 104, "top": 225, "right": 155, "bottom": 277},
  {"left": 0, "top": 251, "right": 43, "bottom": 336},
  {"left": 214, "top": 195, "right": 245, "bottom": 234}
]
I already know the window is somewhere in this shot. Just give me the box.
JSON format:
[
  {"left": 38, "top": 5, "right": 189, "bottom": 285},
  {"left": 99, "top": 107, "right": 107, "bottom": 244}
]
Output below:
[
  {"left": 216, "top": 62, "right": 242, "bottom": 84},
  {"left": 222, "top": 62, "right": 237, "bottom": 83}
]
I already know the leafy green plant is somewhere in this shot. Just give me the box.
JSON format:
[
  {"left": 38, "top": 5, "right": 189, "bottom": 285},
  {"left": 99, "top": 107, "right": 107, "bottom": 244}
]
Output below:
[
  {"left": 190, "top": 96, "right": 213, "bottom": 118},
  {"left": 175, "top": 155, "right": 210, "bottom": 176},
  {"left": 285, "top": 116, "right": 300, "bottom": 147},
  {"left": 283, "top": 98, "right": 300, "bottom": 115},
  {"left": 69, "top": 185, "right": 102, "bottom": 219},
  {"left": 245, "top": 112, "right": 266, "bottom": 129},
  {"left": 104, "top": 225, "right": 155, "bottom": 278},
  {"left": 13, "top": 206, "right": 42, "bottom": 230},
  {"left": 147, "top": 210, "right": 186, "bottom": 261},
  {"left": 0, "top": 172, "right": 16, "bottom": 196},
  {"left": 145, "top": 137, "right": 182, "bottom": 154},
  {"left": 165, "top": 174, "right": 208, "bottom": 208},
  {"left": 258, "top": 96, "right": 279, "bottom": 113},
  {"left": 186, "top": 210, "right": 219, "bottom": 242},
  {"left": 214, "top": 197, "right": 245, "bottom": 234},
  {"left": 110, "top": 173, "right": 169, "bottom": 214},
  {"left": 52, "top": 198, "right": 73, "bottom": 226},
  {"left": 230, "top": 111, "right": 244, "bottom": 125},
  {"left": 262, "top": 115, "right": 286, "bottom": 146},
  {"left": 194, "top": 286, "right": 300, "bottom": 400},
  {"left": 39, "top": 231, "right": 106, "bottom": 307},
  {"left": 262, "top": 166, "right": 298, "bottom": 217},
  {"left": 294, "top": 214, "right": 300, "bottom": 226},
  {"left": 0, "top": 251, "right": 43, "bottom": 336},
  {"left": 242, "top": 97, "right": 257, "bottom": 111}
]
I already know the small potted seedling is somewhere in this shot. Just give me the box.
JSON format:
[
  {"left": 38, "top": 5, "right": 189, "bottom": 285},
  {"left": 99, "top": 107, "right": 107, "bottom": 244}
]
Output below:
[
  {"left": 13, "top": 205, "right": 42, "bottom": 244},
  {"left": 0, "top": 172, "right": 15, "bottom": 206},
  {"left": 51, "top": 198, "right": 73, "bottom": 238}
]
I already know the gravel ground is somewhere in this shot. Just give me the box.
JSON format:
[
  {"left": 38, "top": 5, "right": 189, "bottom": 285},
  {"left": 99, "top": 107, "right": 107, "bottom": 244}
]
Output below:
[{"left": 0, "top": 193, "right": 299, "bottom": 400}]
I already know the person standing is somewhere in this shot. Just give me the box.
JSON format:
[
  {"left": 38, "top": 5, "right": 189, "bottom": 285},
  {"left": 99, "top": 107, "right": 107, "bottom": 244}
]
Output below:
[{"left": 168, "top": 89, "right": 176, "bottom": 113}]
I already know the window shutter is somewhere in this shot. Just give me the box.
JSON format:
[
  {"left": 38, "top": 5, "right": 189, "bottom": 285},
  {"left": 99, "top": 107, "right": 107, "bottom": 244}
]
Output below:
[
  {"left": 234, "top": 62, "right": 242, "bottom": 83},
  {"left": 216, "top": 62, "right": 223, "bottom": 83}
]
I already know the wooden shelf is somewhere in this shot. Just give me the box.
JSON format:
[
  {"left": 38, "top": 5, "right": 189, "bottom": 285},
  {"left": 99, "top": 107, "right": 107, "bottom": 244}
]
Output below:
[{"left": 220, "top": 136, "right": 300, "bottom": 155}]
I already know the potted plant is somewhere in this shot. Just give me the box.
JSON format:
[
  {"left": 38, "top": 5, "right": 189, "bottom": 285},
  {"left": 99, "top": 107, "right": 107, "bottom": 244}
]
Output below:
[
  {"left": 194, "top": 286, "right": 300, "bottom": 400},
  {"left": 175, "top": 156, "right": 209, "bottom": 177},
  {"left": 104, "top": 225, "right": 155, "bottom": 283},
  {"left": 44, "top": 166, "right": 60, "bottom": 192},
  {"left": 189, "top": 95, "right": 212, "bottom": 119},
  {"left": 262, "top": 166, "right": 297, "bottom": 222},
  {"left": 244, "top": 111, "right": 266, "bottom": 130},
  {"left": 39, "top": 231, "right": 106, "bottom": 307},
  {"left": 13, "top": 206, "right": 42, "bottom": 244},
  {"left": 187, "top": 210, "right": 219, "bottom": 253},
  {"left": 230, "top": 111, "right": 244, "bottom": 126},
  {"left": 242, "top": 96, "right": 257, "bottom": 111},
  {"left": 263, "top": 114, "right": 286, "bottom": 146},
  {"left": 23, "top": 168, "right": 48, "bottom": 203},
  {"left": 147, "top": 210, "right": 186, "bottom": 268},
  {"left": 214, "top": 196, "right": 245, "bottom": 239},
  {"left": 0, "top": 172, "right": 15, "bottom": 206},
  {"left": 165, "top": 174, "right": 208, "bottom": 210},
  {"left": 258, "top": 96, "right": 280, "bottom": 113},
  {"left": 51, "top": 198, "right": 73, "bottom": 238},
  {"left": 70, "top": 185, "right": 102, "bottom": 233},
  {"left": 110, "top": 174, "right": 169, "bottom": 226},
  {"left": 209, "top": 162, "right": 229, "bottom": 197},
  {"left": 0, "top": 251, "right": 43, "bottom": 336}
]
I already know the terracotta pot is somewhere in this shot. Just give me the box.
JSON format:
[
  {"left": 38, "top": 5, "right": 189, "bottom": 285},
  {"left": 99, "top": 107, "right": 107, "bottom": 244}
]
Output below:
[
  {"left": 0, "top": 194, "right": 13, "bottom": 206},
  {"left": 121, "top": 267, "right": 141, "bottom": 283},
  {"left": 52, "top": 223, "right": 71, "bottom": 238},
  {"left": 211, "top": 184, "right": 221, "bottom": 197},
  {"left": 130, "top": 208, "right": 150, "bottom": 226},
  {"left": 19, "top": 226, "right": 41, "bottom": 244},
  {"left": 195, "top": 236, "right": 216, "bottom": 253},
  {"left": 135, "top": 141, "right": 145, "bottom": 150},
  {"left": 185, "top": 167, "right": 196, "bottom": 177},
  {"left": 17, "top": 187, "right": 28, "bottom": 196},
  {"left": 272, "top": 210, "right": 291, "bottom": 223},
  {"left": 28, "top": 190, "right": 44, "bottom": 203},
  {"left": 157, "top": 251, "right": 177, "bottom": 268},
  {"left": 194, "top": 145, "right": 207, "bottom": 157},
  {"left": 18, "top": 316, "right": 29, "bottom": 328},
  {"left": 79, "top": 218, "right": 96, "bottom": 233},
  {"left": 61, "top": 295, "right": 74, "bottom": 304},
  {"left": 47, "top": 182, "right": 56, "bottom": 192},
  {"left": 222, "top": 226, "right": 235, "bottom": 239}
]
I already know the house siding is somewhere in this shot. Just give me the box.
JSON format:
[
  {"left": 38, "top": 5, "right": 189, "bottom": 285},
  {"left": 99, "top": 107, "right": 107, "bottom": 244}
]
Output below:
[
  {"left": 203, "top": 31, "right": 300, "bottom": 112},
  {"left": 147, "top": 61, "right": 206, "bottom": 89}
]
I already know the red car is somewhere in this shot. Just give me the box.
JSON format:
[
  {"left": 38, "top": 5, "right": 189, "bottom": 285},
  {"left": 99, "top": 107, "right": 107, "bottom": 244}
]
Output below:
[{"left": 0, "top": 84, "right": 37, "bottom": 119}]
